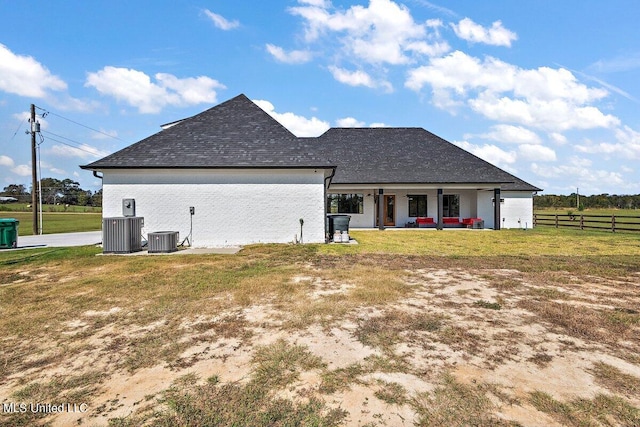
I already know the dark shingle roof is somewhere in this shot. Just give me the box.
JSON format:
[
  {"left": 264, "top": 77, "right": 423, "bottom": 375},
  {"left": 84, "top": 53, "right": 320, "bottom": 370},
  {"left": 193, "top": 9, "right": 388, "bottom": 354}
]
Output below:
[
  {"left": 82, "top": 94, "right": 541, "bottom": 192},
  {"left": 81, "top": 94, "right": 334, "bottom": 169},
  {"left": 314, "top": 128, "right": 541, "bottom": 191}
]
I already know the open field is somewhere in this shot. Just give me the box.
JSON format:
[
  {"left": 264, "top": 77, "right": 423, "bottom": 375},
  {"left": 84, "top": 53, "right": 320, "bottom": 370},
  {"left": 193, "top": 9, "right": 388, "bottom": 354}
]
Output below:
[
  {"left": 534, "top": 209, "right": 640, "bottom": 233},
  {"left": 0, "top": 203, "right": 101, "bottom": 214},
  {"left": 0, "top": 211, "right": 102, "bottom": 236},
  {"left": 534, "top": 208, "right": 640, "bottom": 216},
  {"left": 1, "top": 229, "right": 639, "bottom": 426}
]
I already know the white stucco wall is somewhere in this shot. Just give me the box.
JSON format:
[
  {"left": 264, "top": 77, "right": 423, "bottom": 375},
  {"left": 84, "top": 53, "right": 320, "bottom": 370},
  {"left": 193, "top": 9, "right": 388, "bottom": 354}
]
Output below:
[
  {"left": 477, "top": 190, "right": 534, "bottom": 229},
  {"left": 501, "top": 191, "right": 534, "bottom": 229},
  {"left": 102, "top": 169, "right": 327, "bottom": 246},
  {"left": 477, "top": 191, "right": 495, "bottom": 229}
]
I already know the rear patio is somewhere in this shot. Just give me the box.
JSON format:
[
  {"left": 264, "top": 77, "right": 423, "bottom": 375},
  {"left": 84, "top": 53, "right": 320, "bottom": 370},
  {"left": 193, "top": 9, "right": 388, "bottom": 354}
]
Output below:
[{"left": 327, "top": 186, "right": 535, "bottom": 231}]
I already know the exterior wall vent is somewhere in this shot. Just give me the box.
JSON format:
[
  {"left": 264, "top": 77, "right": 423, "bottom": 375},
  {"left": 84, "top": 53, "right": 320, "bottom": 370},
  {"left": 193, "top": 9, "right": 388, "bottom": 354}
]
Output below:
[
  {"left": 103, "top": 217, "right": 144, "bottom": 253},
  {"left": 148, "top": 231, "right": 179, "bottom": 253}
]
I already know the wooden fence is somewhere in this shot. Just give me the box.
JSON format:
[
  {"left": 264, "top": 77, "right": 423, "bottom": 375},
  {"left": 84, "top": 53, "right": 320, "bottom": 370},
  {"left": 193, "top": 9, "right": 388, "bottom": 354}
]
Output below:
[{"left": 534, "top": 213, "right": 640, "bottom": 233}]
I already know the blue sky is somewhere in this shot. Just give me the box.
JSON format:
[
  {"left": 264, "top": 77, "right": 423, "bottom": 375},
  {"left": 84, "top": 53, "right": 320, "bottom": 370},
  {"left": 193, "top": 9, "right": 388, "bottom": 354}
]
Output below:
[{"left": 1, "top": 0, "right": 639, "bottom": 196}]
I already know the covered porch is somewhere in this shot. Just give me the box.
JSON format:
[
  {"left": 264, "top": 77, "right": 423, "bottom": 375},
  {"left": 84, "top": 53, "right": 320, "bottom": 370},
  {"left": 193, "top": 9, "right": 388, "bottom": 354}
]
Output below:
[{"left": 326, "top": 184, "right": 504, "bottom": 230}]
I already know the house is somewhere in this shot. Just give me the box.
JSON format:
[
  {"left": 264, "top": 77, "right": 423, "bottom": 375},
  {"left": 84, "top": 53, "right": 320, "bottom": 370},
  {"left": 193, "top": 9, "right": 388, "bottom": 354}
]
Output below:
[{"left": 82, "top": 94, "right": 541, "bottom": 247}]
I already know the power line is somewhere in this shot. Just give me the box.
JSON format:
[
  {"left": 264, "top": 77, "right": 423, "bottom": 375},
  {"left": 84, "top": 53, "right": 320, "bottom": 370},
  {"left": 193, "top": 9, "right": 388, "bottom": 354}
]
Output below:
[
  {"left": 10, "top": 117, "right": 29, "bottom": 142},
  {"left": 41, "top": 133, "right": 105, "bottom": 157},
  {"left": 34, "top": 105, "right": 129, "bottom": 143},
  {"left": 42, "top": 130, "right": 90, "bottom": 148}
]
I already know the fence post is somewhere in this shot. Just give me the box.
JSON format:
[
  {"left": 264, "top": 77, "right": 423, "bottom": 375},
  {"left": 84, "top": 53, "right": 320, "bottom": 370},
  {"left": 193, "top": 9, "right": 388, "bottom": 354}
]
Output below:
[
  {"left": 580, "top": 215, "right": 584, "bottom": 230},
  {"left": 612, "top": 215, "right": 616, "bottom": 232},
  {"left": 555, "top": 214, "right": 558, "bottom": 228}
]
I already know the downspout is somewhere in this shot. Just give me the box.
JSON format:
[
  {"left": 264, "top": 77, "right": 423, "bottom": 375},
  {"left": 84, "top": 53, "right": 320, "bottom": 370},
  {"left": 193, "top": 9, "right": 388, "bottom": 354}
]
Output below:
[
  {"left": 323, "top": 167, "right": 336, "bottom": 242},
  {"left": 93, "top": 171, "right": 103, "bottom": 213}
]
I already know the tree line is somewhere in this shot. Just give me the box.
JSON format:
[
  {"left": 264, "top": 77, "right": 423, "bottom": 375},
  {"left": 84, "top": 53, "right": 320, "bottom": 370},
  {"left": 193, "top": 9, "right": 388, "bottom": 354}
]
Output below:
[
  {"left": 1, "top": 178, "right": 102, "bottom": 207},
  {"left": 534, "top": 193, "right": 640, "bottom": 210}
]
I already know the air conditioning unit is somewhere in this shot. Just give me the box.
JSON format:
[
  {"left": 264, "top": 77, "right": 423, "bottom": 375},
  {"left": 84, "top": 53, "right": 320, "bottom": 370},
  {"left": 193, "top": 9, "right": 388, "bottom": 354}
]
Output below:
[
  {"left": 103, "top": 217, "right": 144, "bottom": 253},
  {"left": 148, "top": 231, "right": 179, "bottom": 253}
]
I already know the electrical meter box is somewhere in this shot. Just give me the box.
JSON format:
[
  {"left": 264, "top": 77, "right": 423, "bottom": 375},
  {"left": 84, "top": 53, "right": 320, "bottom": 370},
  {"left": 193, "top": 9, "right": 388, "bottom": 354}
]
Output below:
[{"left": 122, "top": 199, "right": 136, "bottom": 217}]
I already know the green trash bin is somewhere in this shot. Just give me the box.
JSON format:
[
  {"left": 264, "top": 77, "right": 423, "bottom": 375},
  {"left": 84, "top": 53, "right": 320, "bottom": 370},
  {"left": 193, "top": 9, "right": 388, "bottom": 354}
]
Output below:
[{"left": 0, "top": 218, "right": 19, "bottom": 249}]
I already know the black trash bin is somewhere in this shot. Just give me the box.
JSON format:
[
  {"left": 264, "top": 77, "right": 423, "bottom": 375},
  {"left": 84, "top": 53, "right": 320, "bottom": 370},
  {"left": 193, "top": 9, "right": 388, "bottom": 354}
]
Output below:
[{"left": 327, "top": 214, "right": 351, "bottom": 240}]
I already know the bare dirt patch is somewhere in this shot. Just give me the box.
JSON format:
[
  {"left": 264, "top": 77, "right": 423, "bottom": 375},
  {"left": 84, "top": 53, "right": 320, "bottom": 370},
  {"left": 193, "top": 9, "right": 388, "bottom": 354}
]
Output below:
[{"left": 1, "top": 251, "right": 639, "bottom": 426}]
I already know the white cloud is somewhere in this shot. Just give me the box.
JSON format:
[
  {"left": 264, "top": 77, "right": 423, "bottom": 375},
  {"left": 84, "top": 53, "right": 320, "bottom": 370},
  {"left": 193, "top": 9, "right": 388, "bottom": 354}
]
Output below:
[
  {"left": 518, "top": 144, "right": 556, "bottom": 161},
  {"left": 0, "top": 43, "right": 67, "bottom": 98},
  {"left": 468, "top": 95, "right": 620, "bottom": 131},
  {"left": 11, "top": 165, "right": 32, "bottom": 177},
  {"left": 203, "top": 9, "right": 240, "bottom": 30},
  {"left": 615, "top": 125, "right": 640, "bottom": 157},
  {"left": 335, "top": 117, "right": 388, "bottom": 127},
  {"left": 253, "top": 99, "right": 330, "bottom": 137},
  {"left": 531, "top": 158, "right": 625, "bottom": 190},
  {"left": 266, "top": 44, "right": 313, "bottom": 64},
  {"left": 549, "top": 132, "right": 567, "bottom": 145},
  {"left": 451, "top": 18, "right": 517, "bottom": 47},
  {"left": 0, "top": 155, "right": 15, "bottom": 167},
  {"left": 328, "top": 66, "right": 392, "bottom": 92},
  {"left": 298, "top": 0, "right": 331, "bottom": 6},
  {"left": 406, "top": 51, "right": 620, "bottom": 132},
  {"left": 474, "top": 124, "right": 541, "bottom": 144},
  {"left": 574, "top": 126, "right": 640, "bottom": 160},
  {"left": 48, "top": 167, "right": 67, "bottom": 175},
  {"left": 406, "top": 51, "right": 515, "bottom": 95},
  {"left": 47, "top": 143, "right": 109, "bottom": 160},
  {"left": 85, "top": 66, "right": 225, "bottom": 113},
  {"left": 289, "top": 0, "right": 449, "bottom": 65},
  {"left": 336, "top": 117, "right": 365, "bottom": 127},
  {"left": 587, "top": 53, "right": 640, "bottom": 73},
  {"left": 454, "top": 140, "right": 517, "bottom": 171}
]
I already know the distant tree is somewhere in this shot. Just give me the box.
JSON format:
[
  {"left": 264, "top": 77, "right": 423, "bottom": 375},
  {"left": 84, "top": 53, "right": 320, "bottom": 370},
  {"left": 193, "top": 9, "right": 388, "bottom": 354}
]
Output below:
[
  {"left": 39, "top": 177, "right": 93, "bottom": 205},
  {"left": 90, "top": 189, "right": 102, "bottom": 207},
  {"left": 1, "top": 184, "right": 28, "bottom": 196},
  {"left": 41, "top": 178, "right": 64, "bottom": 204},
  {"left": 535, "top": 193, "right": 640, "bottom": 210}
]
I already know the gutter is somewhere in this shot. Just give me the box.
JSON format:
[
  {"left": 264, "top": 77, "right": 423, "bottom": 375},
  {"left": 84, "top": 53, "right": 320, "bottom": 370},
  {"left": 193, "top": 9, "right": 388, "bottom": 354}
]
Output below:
[{"left": 324, "top": 167, "right": 336, "bottom": 188}]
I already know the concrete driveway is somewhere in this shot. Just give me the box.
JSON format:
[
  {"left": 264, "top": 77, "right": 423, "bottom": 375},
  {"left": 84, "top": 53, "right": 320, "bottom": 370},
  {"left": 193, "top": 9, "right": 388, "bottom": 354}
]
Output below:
[{"left": 16, "top": 231, "right": 102, "bottom": 249}]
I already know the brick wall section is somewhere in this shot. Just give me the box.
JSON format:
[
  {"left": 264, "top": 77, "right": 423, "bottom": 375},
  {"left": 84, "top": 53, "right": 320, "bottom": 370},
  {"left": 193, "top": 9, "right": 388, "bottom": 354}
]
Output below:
[{"left": 102, "top": 169, "right": 327, "bottom": 246}]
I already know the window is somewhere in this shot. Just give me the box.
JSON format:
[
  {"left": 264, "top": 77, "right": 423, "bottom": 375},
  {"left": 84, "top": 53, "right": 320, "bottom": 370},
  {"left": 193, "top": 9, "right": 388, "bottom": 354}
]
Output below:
[
  {"left": 443, "top": 194, "right": 460, "bottom": 217},
  {"left": 408, "top": 195, "right": 427, "bottom": 217},
  {"left": 327, "top": 193, "right": 364, "bottom": 214}
]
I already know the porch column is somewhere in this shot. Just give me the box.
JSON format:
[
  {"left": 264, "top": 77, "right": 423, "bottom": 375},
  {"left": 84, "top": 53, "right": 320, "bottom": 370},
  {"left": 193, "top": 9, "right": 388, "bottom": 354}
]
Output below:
[
  {"left": 378, "top": 189, "right": 385, "bottom": 230},
  {"left": 494, "top": 188, "right": 501, "bottom": 230},
  {"left": 437, "top": 189, "right": 443, "bottom": 230}
]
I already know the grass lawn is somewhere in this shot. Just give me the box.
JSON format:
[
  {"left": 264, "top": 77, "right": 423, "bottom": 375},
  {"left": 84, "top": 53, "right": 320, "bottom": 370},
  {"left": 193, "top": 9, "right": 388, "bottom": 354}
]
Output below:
[
  {"left": 0, "top": 211, "right": 102, "bottom": 236},
  {"left": 1, "top": 229, "right": 639, "bottom": 426},
  {"left": 327, "top": 227, "right": 640, "bottom": 257}
]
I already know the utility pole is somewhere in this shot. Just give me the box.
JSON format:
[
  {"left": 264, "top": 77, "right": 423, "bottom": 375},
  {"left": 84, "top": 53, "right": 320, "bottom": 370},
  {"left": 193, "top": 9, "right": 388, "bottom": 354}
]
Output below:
[
  {"left": 30, "top": 104, "right": 39, "bottom": 235},
  {"left": 577, "top": 187, "right": 580, "bottom": 210}
]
